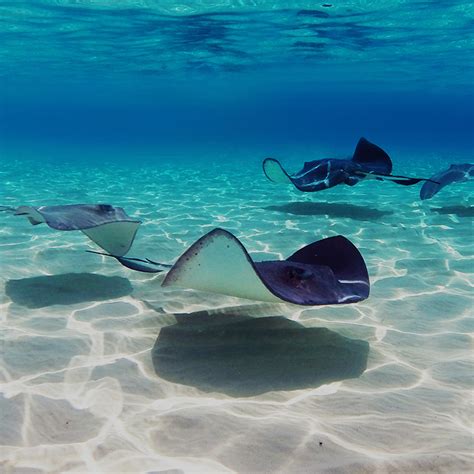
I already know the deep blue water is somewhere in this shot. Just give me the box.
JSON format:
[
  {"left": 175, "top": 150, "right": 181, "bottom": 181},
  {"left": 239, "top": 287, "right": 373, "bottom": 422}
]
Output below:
[{"left": 1, "top": 1, "right": 473, "bottom": 162}]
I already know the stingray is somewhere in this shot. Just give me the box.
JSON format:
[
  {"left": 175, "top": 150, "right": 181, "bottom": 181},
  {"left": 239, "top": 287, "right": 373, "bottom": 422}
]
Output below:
[
  {"left": 420, "top": 163, "right": 474, "bottom": 200},
  {"left": 1, "top": 204, "right": 170, "bottom": 272},
  {"left": 162, "top": 228, "right": 369, "bottom": 305},
  {"left": 4, "top": 205, "right": 370, "bottom": 305},
  {"left": 263, "top": 137, "right": 435, "bottom": 192}
]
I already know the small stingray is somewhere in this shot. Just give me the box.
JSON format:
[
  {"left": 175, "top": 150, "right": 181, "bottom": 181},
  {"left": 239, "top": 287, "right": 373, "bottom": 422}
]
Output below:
[
  {"left": 163, "top": 228, "right": 370, "bottom": 305},
  {"left": 2, "top": 204, "right": 170, "bottom": 272},
  {"left": 420, "top": 163, "right": 474, "bottom": 200},
  {"left": 263, "top": 137, "right": 435, "bottom": 193}
]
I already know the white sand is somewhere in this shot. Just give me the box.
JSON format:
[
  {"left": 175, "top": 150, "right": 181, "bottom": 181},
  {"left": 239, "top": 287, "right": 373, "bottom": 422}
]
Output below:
[{"left": 1, "top": 157, "right": 473, "bottom": 473}]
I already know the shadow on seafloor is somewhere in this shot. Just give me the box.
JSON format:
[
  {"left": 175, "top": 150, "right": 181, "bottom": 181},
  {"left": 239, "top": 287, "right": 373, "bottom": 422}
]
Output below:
[{"left": 152, "top": 311, "right": 369, "bottom": 397}]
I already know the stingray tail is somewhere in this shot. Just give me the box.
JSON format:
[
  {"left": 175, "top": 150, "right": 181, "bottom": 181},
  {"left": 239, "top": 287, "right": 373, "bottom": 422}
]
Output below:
[
  {"left": 0, "top": 205, "right": 17, "bottom": 213},
  {"left": 357, "top": 171, "right": 439, "bottom": 186},
  {"left": 86, "top": 250, "right": 172, "bottom": 273}
]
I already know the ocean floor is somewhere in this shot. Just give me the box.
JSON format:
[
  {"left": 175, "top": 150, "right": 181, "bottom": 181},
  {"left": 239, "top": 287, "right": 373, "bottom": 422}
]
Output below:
[{"left": 1, "top": 154, "right": 473, "bottom": 473}]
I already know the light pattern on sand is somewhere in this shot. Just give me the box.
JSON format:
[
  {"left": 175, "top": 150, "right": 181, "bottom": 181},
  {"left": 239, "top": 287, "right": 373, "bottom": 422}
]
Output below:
[{"left": 1, "top": 156, "right": 473, "bottom": 472}]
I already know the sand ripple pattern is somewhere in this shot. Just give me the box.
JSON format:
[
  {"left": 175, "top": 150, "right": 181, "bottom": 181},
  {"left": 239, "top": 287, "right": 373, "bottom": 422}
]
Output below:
[{"left": 1, "top": 157, "right": 473, "bottom": 473}]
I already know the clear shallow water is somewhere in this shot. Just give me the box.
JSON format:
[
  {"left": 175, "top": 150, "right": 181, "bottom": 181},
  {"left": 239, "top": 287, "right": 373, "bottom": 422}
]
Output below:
[
  {"left": 1, "top": 157, "right": 473, "bottom": 472},
  {"left": 1, "top": 1, "right": 474, "bottom": 473}
]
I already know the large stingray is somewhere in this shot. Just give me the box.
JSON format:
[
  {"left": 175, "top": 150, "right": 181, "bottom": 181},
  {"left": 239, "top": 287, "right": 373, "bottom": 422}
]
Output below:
[
  {"left": 4, "top": 205, "right": 370, "bottom": 305},
  {"left": 2, "top": 204, "right": 170, "bottom": 272},
  {"left": 162, "top": 228, "right": 369, "bottom": 305},
  {"left": 420, "top": 163, "right": 474, "bottom": 200},
  {"left": 263, "top": 137, "right": 435, "bottom": 192}
]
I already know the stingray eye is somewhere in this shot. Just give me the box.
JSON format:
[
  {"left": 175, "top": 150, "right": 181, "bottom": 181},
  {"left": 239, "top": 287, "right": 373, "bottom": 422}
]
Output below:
[
  {"left": 98, "top": 204, "right": 113, "bottom": 212},
  {"left": 287, "top": 266, "right": 313, "bottom": 280},
  {"left": 300, "top": 269, "right": 314, "bottom": 280}
]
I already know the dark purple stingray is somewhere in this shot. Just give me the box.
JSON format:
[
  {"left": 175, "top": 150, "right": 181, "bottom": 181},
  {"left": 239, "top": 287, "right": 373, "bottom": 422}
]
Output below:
[
  {"left": 263, "top": 137, "right": 434, "bottom": 193},
  {"left": 420, "top": 163, "right": 474, "bottom": 200}
]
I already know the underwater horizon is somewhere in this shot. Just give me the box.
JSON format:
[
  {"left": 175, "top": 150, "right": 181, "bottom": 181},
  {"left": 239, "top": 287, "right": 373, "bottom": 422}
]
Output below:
[{"left": 1, "top": 1, "right": 473, "bottom": 473}]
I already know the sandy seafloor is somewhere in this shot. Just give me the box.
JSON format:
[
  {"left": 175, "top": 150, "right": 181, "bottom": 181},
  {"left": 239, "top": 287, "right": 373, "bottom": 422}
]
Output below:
[{"left": 0, "top": 153, "right": 473, "bottom": 473}]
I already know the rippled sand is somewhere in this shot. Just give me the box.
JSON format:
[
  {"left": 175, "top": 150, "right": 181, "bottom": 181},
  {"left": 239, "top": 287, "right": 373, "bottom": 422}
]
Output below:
[{"left": 1, "top": 156, "right": 473, "bottom": 473}]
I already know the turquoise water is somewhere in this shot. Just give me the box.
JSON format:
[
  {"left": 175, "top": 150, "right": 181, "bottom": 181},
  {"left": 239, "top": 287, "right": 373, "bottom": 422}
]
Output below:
[{"left": 1, "top": 1, "right": 473, "bottom": 473}]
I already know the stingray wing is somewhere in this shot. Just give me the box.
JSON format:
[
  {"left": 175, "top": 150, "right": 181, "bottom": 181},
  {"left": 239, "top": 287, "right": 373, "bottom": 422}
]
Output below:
[
  {"left": 352, "top": 137, "right": 392, "bottom": 174},
  {"left": 162, "top": 228, "right": 281, "bottom": 302},
  {"left": 286, "top": 235, "right": 370, "bottom": 303},
  {"left": 14, "top": 204, "right": 140, "bottom": 256},
  {"left": 420, "top": 163, "right": 474, "bottom": 200},
  {"left": 262, "top": 158, "right": 293, "bottom": 185},
  {"left": 162, "top": 228, "right": 370, "bottom": 306}
]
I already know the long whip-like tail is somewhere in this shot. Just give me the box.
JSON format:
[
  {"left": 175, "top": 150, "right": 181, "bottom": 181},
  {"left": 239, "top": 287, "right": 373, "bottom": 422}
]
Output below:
[
  {"left": 0, "top": 206, "right": 18, "bottom": 213},
  {"left": 86, "top": 250, "right": 172, "bottom": 273},
  {"left": 357, "top": 171, "right": 440, "bottom": 186}
]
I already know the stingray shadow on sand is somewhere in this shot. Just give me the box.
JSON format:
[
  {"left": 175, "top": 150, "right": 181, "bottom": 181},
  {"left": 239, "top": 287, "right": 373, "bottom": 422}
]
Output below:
[
  {"left": 5, "top": 273, "right": 133, "bottom": 308},
  {"left": 265, "top": 202, "right": 393, "bottom": 221},
  {"left": 152, "top": 311, "right": 369, "bottom": 397},
  {"left": 430, "top": 206, "right": 474, "bottom": 218}
]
